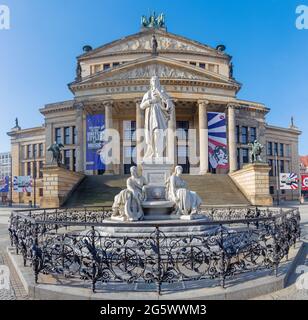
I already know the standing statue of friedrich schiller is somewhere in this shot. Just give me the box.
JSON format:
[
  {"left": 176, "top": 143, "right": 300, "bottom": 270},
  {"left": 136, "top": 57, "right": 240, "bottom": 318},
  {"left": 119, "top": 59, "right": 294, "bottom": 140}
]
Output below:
[{"left": 140, "top": 76, "right": 174, "bottom": 160}]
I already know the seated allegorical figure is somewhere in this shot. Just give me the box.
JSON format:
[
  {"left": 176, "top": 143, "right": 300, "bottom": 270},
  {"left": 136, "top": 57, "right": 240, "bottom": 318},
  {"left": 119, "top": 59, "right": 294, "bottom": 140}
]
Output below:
[
  {"left": 166, "top": 166, "right": 202, "bottom": 216},
  {"left": 112, "top": 166, "right": 147, "bottom": 221}
]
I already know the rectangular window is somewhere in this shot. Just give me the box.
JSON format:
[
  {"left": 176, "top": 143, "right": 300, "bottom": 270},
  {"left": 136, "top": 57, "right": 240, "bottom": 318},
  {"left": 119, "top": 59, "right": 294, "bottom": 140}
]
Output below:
[
  {"left": 249, "top": 127, "right": 257, "bottom": 143},
  {"left": 279, "top": 143, "right": 284, "bottom": 157},
  {"left": 176, "top": 121, "right": 189, "bottom": 141},
  {"left": 64, "top": 127, "right": 70, "bottom": 145},
  {"left": 113, "top": 62, "right": 120, "bottom": 67},
  {"left": 72, "top": 149, "right": 76, "bottom": 172},
  {"left": 27, "top": 162, "right": 31, "bottom": 176},
  {"left": 268, "top": 159, "right": 273, "bottom": 176},
  {"left": 274, "top": 142, "right": 278, "bottom": 156},
  {"left": 55, "top": 128, "right": 62, "bottom": 144},
  {"left": 39, "top": 188, "right": 43, "bottom": 197},
  {"left": 236, "top": 126, "right": 240, "bottom": 143},
  {"left": 123, "top": 121, "right": 136, "bottom": 141},
  {"left": 39, "top": 143, "right": 44, "bottom": 157},
  {"left": 72, "top": 126, "right": 77, "bottom": 144},
  {"left": 33, "top": 162, "right": 37, "bottom": 179},
  {"left": 280, "top": 160, "right": 285, "bottom": 173},
  {"left": 39, "top": 161, "right": 44, "bottom": 178},
  {"left": 199, "top": 63, "right": 205, "bottom": 69},
  {"left": 64, "top": 150, "right": 71, "bottom": 170},
  {"left": 286, "top": 144, "right": 291, "bottom": 157},
  {"left": 103, "top": 63, "right": 110, "bottom": 71},
  {"left": 242, "top": 148, "right": 249, "bottom": 164},
  {"left": 241, "top": 127, "right": 248, "bottom": 144},
  {"left": 267, "top": 142, "right": 273, "bottom": 156},
  {"left": 189, "top": 62, "right": 196, "bottom": 66},
  {"left": 27, "top": 145, "right": 31, "bottom": 159},
  {"left": 237, "top": 148, "right": 241, "bottom": 170},
  {"left": 33, "top": 144, "right": 37, "bottom": 158},
  {"left": 270, "top": 186, "right": 274, "bottom": 195}
]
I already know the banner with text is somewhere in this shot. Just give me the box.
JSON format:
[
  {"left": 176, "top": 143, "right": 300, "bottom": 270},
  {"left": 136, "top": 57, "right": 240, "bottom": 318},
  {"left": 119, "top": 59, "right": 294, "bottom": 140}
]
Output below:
[
  {"left": 302, "top": 175, "right": 308, "bottom": 191},
  {"left": 0, "top": 176, "right": 9, "bottom": 193},
  {"left": 208, "top": 112, "right": 228, "bottom": 170},
  {"left": 13, "top": 176, "right": 32, "bottom": 193},
  {"left": 86, "top": 114, "right": 105, "bottom": 171},
  {"left": 280, "top": 173, "right": 299, "bottom": 190}
]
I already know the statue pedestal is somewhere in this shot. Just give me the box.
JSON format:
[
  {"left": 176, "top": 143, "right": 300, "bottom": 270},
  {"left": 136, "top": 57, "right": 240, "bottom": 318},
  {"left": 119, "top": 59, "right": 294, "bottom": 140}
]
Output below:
[
  {"left": 229, "top": 163, "right": 273, "bottom": 206},
  {"left": 142, "top": 163, "right": 173, "bottom": 186}
]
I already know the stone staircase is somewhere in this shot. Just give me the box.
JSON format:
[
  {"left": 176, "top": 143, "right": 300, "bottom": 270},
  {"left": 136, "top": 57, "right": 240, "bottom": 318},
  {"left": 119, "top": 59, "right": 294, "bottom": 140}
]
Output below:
[{"left": 63, "top": 174, "right": 250, "bottom": 208}]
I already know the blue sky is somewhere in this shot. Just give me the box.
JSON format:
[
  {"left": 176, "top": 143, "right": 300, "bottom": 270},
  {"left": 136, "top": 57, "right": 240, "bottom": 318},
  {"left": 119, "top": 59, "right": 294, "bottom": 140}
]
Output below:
[{"left": 0, "top": 0, "right": 307, "bottom": 154}]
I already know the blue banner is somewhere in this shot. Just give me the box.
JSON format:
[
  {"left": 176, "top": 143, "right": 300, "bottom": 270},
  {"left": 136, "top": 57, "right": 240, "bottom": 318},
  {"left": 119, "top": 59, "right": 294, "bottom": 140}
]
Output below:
[
  {"left": 0, "top": 176, "right": 9, "bottom": 193},
  {"left": 86, "top": 114, "right": 105, "bottom": 171}
]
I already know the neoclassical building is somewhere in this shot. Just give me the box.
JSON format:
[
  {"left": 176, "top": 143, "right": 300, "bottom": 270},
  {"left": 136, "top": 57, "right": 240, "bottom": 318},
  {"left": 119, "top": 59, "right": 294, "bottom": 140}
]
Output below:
[{"left": 8, "top": 16, "right": 301, "bottom": 205}]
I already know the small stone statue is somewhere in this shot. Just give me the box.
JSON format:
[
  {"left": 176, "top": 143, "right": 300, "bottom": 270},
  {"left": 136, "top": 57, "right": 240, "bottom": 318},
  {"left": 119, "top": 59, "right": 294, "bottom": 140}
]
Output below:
[
  {"left": 166, "top": 166, "right": 202, "bottom": 216},
  {"left": 229, "top": 62, "right": 234, "bottom": 79},
  {"left": 47, "top": 141, "right": 64, "bottom": 166},
  {"left": 248, "top": 140, "right": 264, "bottom": 163},
  {"left": 151, "top": 34, "right": 158, "bottom": 55},
  {"left": 112, "top": 166, "right": 147, "bottom": 221},
  {"left": 75, "top": 62, "right": 82, "bottom": 81}
]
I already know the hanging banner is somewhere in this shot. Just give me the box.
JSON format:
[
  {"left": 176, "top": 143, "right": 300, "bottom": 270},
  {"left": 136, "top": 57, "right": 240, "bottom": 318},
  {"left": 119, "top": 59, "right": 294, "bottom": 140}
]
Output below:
[
  {"left": 208, "top": 112, "right": 229, "bottom": 170},
  {"left": 280, "top": 173, "right": 299, "bottom": 190},
  {"left": 0, "top": 176, "right": 9, "bottom": 193},
  {"left": 302, "top": 175, "right": 308, "bottom": 191},
  {"left": 13, "top": 176, "right": 32, "bottom": 193},
  {"left": 86, "top": 114, "right": 105, "bottom": 171}
]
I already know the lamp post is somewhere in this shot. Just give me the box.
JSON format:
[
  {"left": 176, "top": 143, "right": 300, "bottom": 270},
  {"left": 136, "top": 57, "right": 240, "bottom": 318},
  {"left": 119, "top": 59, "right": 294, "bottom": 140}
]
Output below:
[
  {"left": 33, "top": 146, "right": 37, "bottom": 208},
  {"left": 9, "top": 154, "right": 12, "bottom": 207}
]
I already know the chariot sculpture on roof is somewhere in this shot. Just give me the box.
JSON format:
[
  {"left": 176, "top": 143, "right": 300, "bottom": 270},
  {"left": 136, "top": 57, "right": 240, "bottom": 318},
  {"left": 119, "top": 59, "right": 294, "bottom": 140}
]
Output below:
[{"left": 141, "top": 12, "right": 166, "bottom": 29}]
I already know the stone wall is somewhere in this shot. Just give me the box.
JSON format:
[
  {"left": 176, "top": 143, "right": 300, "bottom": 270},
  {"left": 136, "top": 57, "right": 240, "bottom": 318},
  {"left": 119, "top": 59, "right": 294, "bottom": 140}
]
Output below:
[
  {"left": 229, "top": 163, "right": 273, "bottom": 206},
  {"left": 40, "top": 165, "right": 85, "bottom": 208}
]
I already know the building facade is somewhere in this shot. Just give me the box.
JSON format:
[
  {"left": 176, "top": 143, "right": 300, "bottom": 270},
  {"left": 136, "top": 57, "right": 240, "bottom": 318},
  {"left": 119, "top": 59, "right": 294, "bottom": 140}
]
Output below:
[{"left": 7, "top": 17, "right": 301, "bottom": 204}]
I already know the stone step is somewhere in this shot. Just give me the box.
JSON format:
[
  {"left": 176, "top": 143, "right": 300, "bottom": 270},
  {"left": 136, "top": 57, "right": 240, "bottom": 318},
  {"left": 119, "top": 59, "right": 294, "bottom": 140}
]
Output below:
[{"left": 63, "top": 174, "right": 250, "bottom": 207}]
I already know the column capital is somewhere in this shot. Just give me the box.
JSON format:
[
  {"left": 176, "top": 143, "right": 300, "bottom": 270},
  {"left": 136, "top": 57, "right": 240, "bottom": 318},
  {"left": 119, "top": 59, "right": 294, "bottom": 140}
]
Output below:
[
  {"left": 73, "top": 102, "right": 84, "bottom": 111},
  {"left": 103, "top": 100, "right": 114, "bottom": 108},
  {"left": 227, "top": 103, "right": 239, "bottom": 110},
  {"left": 134, "top": 98, "right": 143, "bottom": 105},
  {"left": 197, "top": 99, "right": 210, "bottom": 107}
]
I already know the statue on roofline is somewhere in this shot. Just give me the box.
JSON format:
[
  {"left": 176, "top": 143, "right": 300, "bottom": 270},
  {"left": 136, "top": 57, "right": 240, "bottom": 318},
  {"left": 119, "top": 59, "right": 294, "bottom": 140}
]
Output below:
[{"left": 141, "top": 12, "right": 165, "bottom": 29}]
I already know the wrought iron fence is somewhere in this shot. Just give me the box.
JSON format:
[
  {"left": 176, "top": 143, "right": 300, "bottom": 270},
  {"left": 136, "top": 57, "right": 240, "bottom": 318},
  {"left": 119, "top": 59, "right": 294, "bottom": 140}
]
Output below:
[{"left": 8, "top": 206, "right": 300, "bottom": 295}]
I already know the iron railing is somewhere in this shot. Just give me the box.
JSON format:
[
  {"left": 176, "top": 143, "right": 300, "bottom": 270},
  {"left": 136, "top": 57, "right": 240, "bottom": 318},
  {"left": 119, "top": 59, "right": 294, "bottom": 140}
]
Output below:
[{"left": 8, "top": 206, "right": 300, "bottom": 295}]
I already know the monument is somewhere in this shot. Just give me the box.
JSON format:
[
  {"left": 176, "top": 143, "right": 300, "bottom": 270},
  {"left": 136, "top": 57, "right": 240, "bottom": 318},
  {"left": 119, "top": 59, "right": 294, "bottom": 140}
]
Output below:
[{"left": 111, "top": 76, "right": 203, "bottom": 221}]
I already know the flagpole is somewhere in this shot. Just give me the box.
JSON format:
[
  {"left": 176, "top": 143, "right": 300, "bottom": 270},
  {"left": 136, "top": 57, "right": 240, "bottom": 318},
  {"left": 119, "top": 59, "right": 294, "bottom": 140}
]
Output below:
[
  {"left": 9, "top": 154, "right": 12, "bottom": 207},
  {"left": 275, "top": 151, "right": 280, "bottom": 206}
]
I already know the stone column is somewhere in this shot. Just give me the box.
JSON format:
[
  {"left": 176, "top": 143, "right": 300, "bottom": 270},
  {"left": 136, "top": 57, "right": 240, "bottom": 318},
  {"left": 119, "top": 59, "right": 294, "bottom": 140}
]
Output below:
[
  {"left": 198, "top": 100, "right": 209, "bottom": 174},
  {"left": 135, "top": 99, "right": 144, "bottom": 166},
  {"left": 228, "top": 104, "right": 237, "bottom": 173},
  {"left": 104, "top": 100, "right": 114, "bottom": 174},
  {"left": 167, "top": 103, "right": 176, "bottom": 166},
  {"left": 75, "top": 103, "right": 84, "bottom": 172}
]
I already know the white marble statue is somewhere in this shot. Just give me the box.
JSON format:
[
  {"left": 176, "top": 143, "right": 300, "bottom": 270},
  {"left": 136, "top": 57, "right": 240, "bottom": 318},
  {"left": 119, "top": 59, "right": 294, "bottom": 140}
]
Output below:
[
  {"left": 112, "top": 166, "right": 147, "bottom": 221},
  {"left": 166, "top": 166, "right": 202, "bottom": 216},
  {"left": 140, "top": 75, "right": 174, "bottom": 159}
]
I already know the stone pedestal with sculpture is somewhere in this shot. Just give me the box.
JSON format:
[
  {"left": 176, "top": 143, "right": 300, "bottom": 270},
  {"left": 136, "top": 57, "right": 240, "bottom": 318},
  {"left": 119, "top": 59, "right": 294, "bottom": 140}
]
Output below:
[{"left": 110, "top": 76, "right": 205, "bottom": 223}]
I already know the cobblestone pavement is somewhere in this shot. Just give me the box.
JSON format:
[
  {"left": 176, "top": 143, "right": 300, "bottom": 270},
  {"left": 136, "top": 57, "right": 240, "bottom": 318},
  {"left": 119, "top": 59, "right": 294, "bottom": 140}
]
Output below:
[{"left": 0, "top": 208, "right": 30, "bottom": 300}]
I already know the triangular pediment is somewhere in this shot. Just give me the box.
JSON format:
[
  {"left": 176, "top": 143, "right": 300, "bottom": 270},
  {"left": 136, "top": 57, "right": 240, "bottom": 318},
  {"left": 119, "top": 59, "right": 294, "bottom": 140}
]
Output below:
[
  {"left": 74, "top": 56, "right": 237, "bottom": 87},
  {"left": 79, "top": 29, "right": 226, "bottom": 59}
]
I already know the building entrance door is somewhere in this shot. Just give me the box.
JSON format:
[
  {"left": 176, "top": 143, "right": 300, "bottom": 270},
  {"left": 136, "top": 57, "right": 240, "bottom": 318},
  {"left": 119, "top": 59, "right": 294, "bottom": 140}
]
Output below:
[{"left": 176, "top": 121, "right": 190, "bottom": 174}]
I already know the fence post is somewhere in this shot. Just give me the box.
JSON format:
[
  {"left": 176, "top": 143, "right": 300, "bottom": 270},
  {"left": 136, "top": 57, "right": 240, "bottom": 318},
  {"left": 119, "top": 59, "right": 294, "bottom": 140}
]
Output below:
[
  {"left": 33, "top": 223, "right": 40, "bottom": 284},
  {"left": 91, "top": 226, "right": 96, "bottom": 293},
  {"left": 155, "top": 226, "right": 162, "bottom": 295},
  {"left": 220, "top": 224, "right": 226, "bottom": 288}
]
